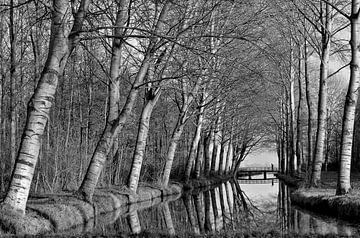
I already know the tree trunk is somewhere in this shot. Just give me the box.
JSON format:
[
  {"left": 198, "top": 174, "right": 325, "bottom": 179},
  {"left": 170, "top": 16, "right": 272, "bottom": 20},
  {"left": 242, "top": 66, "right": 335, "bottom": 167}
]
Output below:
[
  {"left": 312, "top": 2, "right": 332, "bottom": 186},
  {"left": 185, "top": 97, "right": 205, "bottom": 182},
  {"left": 2, "top": 0, "right": 89, "bottom": 214},
  {"left": 161, "top": 108, "right": 189, "bottom": 187},
  {"left": 285, "top": 100, "right": 291, "bottom": 174},
  {"left": 79, "top": 59, "right": 149, "bottom": 200},
  {"left": 0, "top": 8, "right": 4, "bottom": 191},
  {"left": 204, "top": 129, "right": 214, "bottom": 175},
  {"left": 83, "top": 71, "right": 93, "bottom": 181},
  {"left": 220, "top": 139, "right": 229, "bottom": 175},
  {"left": 104, "top": 0, "right": 130, "bottom": 186},
  {"left": 289, "top": 45, "right": 296, "bottom": 175},
  {"left": 79, "top": 0, "right": 170, "bottom": 201},
  {"left": 296, "top": 46, "right": 303, "bottom": 172},
  {"left": 9, "top": 0, "right": 17, "bottom": 172},
  {"left": 127, "top": 90, "right": 161, "bottom": 193},
  {"left": 194, "top": 137, "right": 204, "bottom": 178},
  {"left": 304, "top": 38, "right": 314, "bottom": 174},
  {"left": 226, "top": 142, "right": 233, "bottom": 173},
  {"left": 64, "top": 79, "right": 74, "bottom": 150},
  {"left": 224, "top": 124, "right": 233, "bottom": 174},
  {"left": 281, "top": 100, "right": 287, "bottom": 174},
  {"left": 336, "top": 1, "right": 360, "bottom": 195},
  {"left": 212, "top": 114, "right": 222, "bottom": 174}
]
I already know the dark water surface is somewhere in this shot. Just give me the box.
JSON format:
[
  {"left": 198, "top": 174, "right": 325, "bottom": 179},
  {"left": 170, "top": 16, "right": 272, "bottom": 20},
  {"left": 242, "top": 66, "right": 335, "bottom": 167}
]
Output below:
[{"left": 61, "top": 175, "right": 360, "bottom": 237}]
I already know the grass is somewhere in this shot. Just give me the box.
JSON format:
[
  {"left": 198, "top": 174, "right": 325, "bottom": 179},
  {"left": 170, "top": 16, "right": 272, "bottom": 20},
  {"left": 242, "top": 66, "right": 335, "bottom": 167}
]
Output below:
[
  {"left": 290, "top": 171, "right": 360, "bottom": 221},
  {"left": 0, "top": 177, "right": 226, "bottom": 236}
]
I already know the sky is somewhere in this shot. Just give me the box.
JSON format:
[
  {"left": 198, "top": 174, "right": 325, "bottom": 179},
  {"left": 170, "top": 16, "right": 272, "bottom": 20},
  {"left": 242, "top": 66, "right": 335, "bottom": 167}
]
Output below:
[{"left": 241, "top": 147, "right": 278, "bottom": 168}]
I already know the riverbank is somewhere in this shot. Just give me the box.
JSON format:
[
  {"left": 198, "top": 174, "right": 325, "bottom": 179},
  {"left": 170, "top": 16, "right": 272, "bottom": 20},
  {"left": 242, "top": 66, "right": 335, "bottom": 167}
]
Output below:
[
  {"left": 0, "top": 176, "right": 230, "bottom": 236},
  {"left": 279, "top": 171, "right": 360, "bottom": 221}
]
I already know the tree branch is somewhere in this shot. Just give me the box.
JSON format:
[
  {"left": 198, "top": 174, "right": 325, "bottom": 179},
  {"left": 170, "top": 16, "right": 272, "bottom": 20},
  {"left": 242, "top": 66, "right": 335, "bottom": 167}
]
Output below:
[{"left": 320, "top": 0, "right": 350, "bottom": 20}]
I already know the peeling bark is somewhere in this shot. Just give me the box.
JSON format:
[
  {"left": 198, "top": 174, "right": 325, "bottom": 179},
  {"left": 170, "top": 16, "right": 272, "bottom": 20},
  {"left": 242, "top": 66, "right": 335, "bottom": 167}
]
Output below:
[
  {"left": 2, "top": 0, "right": 90, "bottom": 214},
  {"left": 336, "top": 0, "right": 360, "bottom": 195},
  {"left": 79, "top": 1, "right": 170, "bottom": 200},
  {"left": 127, "top": 89, "right": 161, "bottom": 192},
  {"left": 185, "top": 93, "right": 205, "bottom": 182},
  {"left": 312, "top": 2, "right": 332, "bottom": 186}
]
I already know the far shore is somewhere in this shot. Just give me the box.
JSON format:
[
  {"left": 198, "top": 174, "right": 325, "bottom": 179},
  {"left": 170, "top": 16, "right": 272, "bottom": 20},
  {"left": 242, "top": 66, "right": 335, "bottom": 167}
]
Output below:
[{"left": 278, "top": 171, "right": 360, "bottom": 221}]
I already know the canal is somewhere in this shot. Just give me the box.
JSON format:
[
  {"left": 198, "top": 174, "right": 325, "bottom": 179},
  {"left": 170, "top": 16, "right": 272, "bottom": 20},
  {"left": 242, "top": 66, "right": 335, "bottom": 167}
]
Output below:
[{"left": 60, "top": 175, "right": 360, "bottom": 237}]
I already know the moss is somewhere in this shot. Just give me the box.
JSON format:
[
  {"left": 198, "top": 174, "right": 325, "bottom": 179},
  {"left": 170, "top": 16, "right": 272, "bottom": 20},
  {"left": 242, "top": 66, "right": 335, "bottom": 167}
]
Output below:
[
  {"left": 0, "top": 208, "right": 52, "bottom": 235},
  {"left": 0, "top": 178, "right": 226, "bottom": 235},
  {"left": 291, "top": 189, "right": 360, "bottom": 221}
]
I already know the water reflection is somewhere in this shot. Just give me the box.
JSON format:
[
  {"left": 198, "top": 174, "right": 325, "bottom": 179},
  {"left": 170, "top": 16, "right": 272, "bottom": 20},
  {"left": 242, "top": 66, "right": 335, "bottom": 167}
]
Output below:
[
  {"left": 64, "top": 178, "right": 360, "bottom": 237},
  {"left": 161, "top": 202, "right": 175, "bottom": 235}
]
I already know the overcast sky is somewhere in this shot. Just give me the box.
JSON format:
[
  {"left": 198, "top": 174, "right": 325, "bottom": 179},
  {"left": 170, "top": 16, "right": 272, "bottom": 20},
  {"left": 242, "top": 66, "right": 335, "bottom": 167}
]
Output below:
[{"left": 242, "top": 147, "right": 278, "bottom": 167}]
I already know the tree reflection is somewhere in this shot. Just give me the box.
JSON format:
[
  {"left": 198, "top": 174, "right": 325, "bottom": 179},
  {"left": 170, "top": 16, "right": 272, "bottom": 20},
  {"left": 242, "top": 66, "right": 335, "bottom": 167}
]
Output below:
[
  {"left": 194, "top": 193, "right": 205, "bottom": 233},
  {"left": 184, "top": 195, "right": 200, "bottom": 234},
  {"left": 161, "top": 202, "right": 175, "bottom": 235},
  {"left": 71, "top": 180, "right": 359, "bottom": 237},
  {"left": 127, "top": 210, "right": 141, "bottom": 234},
  {"left": 204, "top": 189, "right": 216, "bottom": 231},
  {"left": 278, "top": 181, "right": 358, "bottom": 237}
]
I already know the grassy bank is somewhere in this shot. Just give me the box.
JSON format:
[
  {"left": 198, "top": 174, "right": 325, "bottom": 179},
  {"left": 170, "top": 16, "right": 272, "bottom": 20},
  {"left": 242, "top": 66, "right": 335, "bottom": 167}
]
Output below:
[
  {"left": 0, "top": 176, "right": 230, "bottom": 236},
  {"left": 0, "top": 184, "right": 182, "bottom": 235},
  {"left": 282, "top": 171, "right": 360, "bottom": 221}
]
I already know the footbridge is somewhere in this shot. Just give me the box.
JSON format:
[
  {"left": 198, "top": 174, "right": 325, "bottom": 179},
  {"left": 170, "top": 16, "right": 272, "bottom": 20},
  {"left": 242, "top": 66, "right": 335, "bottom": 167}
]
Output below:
[{"left": 237, "top": 166, "right": 278, "bottom": 180}]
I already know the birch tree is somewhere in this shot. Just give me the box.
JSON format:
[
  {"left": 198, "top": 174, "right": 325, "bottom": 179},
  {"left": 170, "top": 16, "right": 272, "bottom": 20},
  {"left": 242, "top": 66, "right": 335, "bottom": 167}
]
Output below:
[
  {"left": 9, "top": 0, "right": 17, "bottom": 172},
  {"left": 79, "top": 0, "right": 171, "bottom": 201},
  {"left": 127, "top": 0, "right": 200, "bottom": 192},
  {"left": 311, "top": 1, "right": 333, "bottom": 186},
  {"left": 127, "top": 51, "right": 167, "bottom": 192},
  {"left": 336, "top": 0, "right": 360, "bottom": 195},
  {"left": 161, "top": 76, "right": 201, "bottom": 187},
  {"left": 184, "top": 89, "right": 206, "bottom": 182},
  {"left": 1, "top": 0, "right": 90, "bottom": 214}
]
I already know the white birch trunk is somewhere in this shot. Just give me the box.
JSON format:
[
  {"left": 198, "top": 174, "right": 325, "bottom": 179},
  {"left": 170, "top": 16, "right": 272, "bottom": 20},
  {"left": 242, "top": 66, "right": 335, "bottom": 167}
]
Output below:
[
  {"left": 161, "top": 109, "right": 189, "bottom": 187},
  {"left": 79, "top": 59, "right": 149, "bottom": 200},
  {"left": 289, "top": 45, "right": 297, "bottom": 175},
  {"left": 213, "top": 130, "right": 222, "bottom": 173},
  {"left": 296, "top": 47, "right": 303, "bottom": 171},
  {"left": 226, "top": 143, "right": 234, "bottom": 173},
  {"left": 336, "top": 1, "right": 360, "bottom": 195},
  {"left": 312, "top": 2, "right": 332, "bottom": 186},
  {"left": 2, "top": 0, "right": 89, "bottom": 214},
  {"left": 304, "top": 38, "right": 314, "bottom": 172},
  {"left": 220, "top": 140, "right": 229, "bottom": 174},
  {"left": 204, "top": 129, "right": 214, "bottom": 175},
  {"left": 194, "top": 138, "right": 204, "bottom": 178},
  {"left": 127, "top": 90, "right": 161, "bottom": 192},
  {"left": 79, "top": 1, "right": 170, "bottom": 200},
  {"left": 9, "top": 0, "right": 17, "bottom": 171},
  {"left": 185, "top": 96, "right": 205, "bottom": 182}
]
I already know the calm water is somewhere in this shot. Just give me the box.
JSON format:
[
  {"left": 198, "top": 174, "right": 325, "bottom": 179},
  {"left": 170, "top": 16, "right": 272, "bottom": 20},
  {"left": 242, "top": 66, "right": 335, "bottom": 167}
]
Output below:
[{"left": 62, "top": 175, "right": 360, "bottom": 237}]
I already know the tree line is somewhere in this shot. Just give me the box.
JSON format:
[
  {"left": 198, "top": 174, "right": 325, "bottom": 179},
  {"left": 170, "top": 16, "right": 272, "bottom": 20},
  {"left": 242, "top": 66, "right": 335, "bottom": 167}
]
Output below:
[
  {"left": 0, "top": 0, "right": 273, "bottom": 215},
  {"left": 1, "top": 0, "right": 359, "bottom": 216},
  {"left": 274, "top": 0, "right": 360, "bottom": 196}
]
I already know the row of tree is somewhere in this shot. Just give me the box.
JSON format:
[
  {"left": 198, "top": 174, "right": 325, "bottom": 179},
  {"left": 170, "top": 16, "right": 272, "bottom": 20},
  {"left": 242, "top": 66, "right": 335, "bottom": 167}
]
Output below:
[
  {"left": 275, "top": 0, "right": 360, "bottom": 195},
  {"left": 2, "top": 0, "right": 359, "bottom": 216},
  {"left": 0, "top": 0, "right": 273, "bottom": 215}
]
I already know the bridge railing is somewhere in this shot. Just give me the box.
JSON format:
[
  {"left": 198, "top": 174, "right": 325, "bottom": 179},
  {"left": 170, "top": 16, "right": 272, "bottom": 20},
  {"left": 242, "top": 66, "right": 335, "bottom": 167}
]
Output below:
[
  {"left": 238, "top": 167, "right": 278, "bottom": 172},
  {"left": 237, "top": 179, "right": 278, "bottom": 184}
]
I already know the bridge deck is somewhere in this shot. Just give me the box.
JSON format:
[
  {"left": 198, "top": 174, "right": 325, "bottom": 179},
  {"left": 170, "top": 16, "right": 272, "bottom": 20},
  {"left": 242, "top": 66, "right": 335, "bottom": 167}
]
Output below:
[
  {"left": 237, "top": 179, "right": 278, "bottom": 184},
  {"left": 238, "top": 167, "right": 278, "bottom": 172}
]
